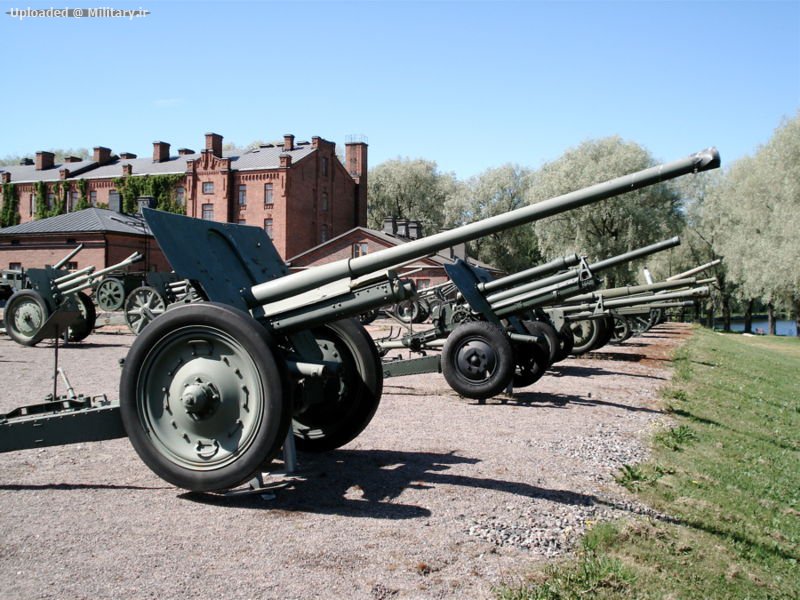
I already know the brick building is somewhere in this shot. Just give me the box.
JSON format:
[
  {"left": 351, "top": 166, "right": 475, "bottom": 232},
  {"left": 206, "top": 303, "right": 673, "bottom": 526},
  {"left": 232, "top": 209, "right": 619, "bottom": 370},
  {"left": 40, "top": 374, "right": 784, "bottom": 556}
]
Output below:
[
  {"left": 0, "top": 132, "right": 368, "bottom": 266},
  {"left": 289, "top": 218, "right": 503, "bottom": 290}
]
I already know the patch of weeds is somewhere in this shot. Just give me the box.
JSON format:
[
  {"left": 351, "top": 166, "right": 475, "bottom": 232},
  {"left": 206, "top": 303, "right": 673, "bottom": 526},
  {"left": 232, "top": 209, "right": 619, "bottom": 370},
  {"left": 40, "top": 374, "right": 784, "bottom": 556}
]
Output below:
[
  {"left": 672, "top": 346, "right": 692, "bottom": 381},
  {"left": 615, "top": 464, "right": 650, "bottom": 490},
  {"left": 656, "top": 425, "right": 698, "bottom": 451},
  {"left": 664, "top": 387, "right": 689, "bottom": 402},
  {"left": 496, "top": 528, "right": 635, "bottom": 600}
]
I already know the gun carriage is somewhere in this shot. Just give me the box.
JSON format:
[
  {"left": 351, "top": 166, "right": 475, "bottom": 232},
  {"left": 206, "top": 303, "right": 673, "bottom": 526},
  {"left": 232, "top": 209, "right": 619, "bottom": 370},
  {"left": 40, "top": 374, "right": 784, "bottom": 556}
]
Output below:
[{"left": 0, "top": 148, "right": 720, "bottom": 492}]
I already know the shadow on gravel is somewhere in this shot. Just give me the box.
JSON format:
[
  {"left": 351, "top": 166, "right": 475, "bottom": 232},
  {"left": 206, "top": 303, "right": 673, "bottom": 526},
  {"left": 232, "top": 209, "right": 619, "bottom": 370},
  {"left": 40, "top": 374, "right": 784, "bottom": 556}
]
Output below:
[
  {"left": 178, "top": 449, "right": 613, "bottom": 518},
  {"left": 577, "top": 351, "right": 646, "bottom": 362},
  {"left": 550, "top": 365, "right": 665, "bottom": 381},
  {"left": 488, "top": 392, "right": 663, "bottom": 415},
  {"left": 0, "top": 482, "right": 168, "bottom": 491}
]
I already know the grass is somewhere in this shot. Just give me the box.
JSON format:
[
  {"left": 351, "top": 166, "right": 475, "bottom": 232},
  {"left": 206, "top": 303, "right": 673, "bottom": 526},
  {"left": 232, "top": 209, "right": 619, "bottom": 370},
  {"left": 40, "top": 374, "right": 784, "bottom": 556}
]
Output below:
[{"left": 497, "top": 328, "right": 800, "bottom": 599}]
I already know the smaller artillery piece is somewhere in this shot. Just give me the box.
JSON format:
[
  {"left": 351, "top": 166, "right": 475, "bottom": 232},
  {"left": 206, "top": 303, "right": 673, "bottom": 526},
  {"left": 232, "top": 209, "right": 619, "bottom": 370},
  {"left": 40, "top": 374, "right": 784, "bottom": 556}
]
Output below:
[
  {"left": 377, "top": 236, "right": 682, "bottom": 398},
  {"left": 0, "top": 147, "right": 720, "bottom": 493},
  {"left": 3, "top": 246, "right": 142, "bottom": 346}
]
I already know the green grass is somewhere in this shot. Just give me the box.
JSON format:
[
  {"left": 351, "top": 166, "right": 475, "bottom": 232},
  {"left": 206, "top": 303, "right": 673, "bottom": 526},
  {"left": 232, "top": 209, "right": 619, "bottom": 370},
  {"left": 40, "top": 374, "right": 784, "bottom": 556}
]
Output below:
[{"left": 497, "top": 328, "right": 800, "bottom": 599}]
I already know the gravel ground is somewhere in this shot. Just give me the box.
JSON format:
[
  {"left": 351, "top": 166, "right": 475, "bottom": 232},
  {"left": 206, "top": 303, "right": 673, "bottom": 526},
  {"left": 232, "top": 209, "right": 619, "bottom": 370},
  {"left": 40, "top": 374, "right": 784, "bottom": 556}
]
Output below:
[{"left": 0, "top": 321, "right": 690, "bottom": 600}]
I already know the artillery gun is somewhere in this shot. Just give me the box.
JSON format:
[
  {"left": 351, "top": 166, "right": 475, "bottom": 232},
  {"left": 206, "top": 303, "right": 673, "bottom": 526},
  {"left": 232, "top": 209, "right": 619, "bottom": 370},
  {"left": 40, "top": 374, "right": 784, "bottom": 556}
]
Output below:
[
  {"left": 0, "top": 148, "right": 720, "bottom": 492},
  {"left": 2, "top": 247, "right": 142, "bottom": 346}
]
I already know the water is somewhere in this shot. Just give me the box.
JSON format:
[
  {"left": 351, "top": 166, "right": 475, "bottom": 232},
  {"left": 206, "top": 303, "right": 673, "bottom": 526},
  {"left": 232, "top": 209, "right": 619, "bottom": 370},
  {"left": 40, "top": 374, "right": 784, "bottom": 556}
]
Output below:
[{"left": 716, "top": 319, "right": 797, "bottom": 337}]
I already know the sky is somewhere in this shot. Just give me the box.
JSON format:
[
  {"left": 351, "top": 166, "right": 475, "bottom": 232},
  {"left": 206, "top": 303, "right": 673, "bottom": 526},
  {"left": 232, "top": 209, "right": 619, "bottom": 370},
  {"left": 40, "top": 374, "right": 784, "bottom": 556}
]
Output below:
[{"left": 1, "top": 0, "right": 798, "bottom": 179}]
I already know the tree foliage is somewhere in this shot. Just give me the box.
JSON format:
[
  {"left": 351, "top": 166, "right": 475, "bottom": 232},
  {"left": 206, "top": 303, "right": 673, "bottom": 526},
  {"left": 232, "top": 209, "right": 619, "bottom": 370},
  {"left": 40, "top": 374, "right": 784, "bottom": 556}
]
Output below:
[
  {"left": 367, "top": 158, "right": 459, "bottom": 233},
  {"left": 445, "top": 164, "right": 540, "bottom": 273},
  {"left": 529, "top": 137, "right": 685, "bottom": 286},
  {"left": 0, "top": 183, "right": 20, "bottom": 227}
]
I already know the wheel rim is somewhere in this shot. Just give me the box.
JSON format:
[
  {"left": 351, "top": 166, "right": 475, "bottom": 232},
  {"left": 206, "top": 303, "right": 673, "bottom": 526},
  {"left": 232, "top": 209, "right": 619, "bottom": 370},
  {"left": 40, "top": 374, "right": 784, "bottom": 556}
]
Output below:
[
  {"left": 126, "top": 287, "right": 166, "bottom": 334},
  {"left": 570, "top": 320, "right": 596, "bottom": 347},
  {"left": 11, "top": 297, "right": 46, "bottom": 340},
  {"left": 453, "top": 336, "right": 499, "bottom": 382},
  {"left": 136, "top": 325, "right": 266, "bottom": 470},
  {"left": 97, "top": 278, "right": 125, "bottom": 311}
]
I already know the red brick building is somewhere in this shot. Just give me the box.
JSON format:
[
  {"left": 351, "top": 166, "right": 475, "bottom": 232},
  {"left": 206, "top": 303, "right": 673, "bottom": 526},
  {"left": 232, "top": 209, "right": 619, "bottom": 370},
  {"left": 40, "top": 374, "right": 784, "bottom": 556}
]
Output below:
[
  {"left": 0, "top": 132, "right": 368, "bottom": 266},
  {"left": 289, "top": 219, "right": 503, "bottom": 290}
]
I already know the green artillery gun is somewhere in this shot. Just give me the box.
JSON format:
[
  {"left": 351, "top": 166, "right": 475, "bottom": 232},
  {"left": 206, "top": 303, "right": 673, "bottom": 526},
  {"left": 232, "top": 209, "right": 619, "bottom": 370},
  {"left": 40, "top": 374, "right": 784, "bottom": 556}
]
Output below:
[
  {"left": 376, "top": 236, "right": 682, "bottom": 399},
  {"left": 0, "top": 148, "right": 720, "bottom": 492},
  {"left": 3, "top": 246, "right": 142, "bottom": 346}
]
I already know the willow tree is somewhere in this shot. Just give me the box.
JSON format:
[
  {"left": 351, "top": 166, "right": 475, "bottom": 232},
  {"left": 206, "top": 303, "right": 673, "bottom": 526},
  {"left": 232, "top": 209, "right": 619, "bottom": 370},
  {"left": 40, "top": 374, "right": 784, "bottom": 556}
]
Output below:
[{"left": 529, "top": 137, "right": 685, "bottom": 287}]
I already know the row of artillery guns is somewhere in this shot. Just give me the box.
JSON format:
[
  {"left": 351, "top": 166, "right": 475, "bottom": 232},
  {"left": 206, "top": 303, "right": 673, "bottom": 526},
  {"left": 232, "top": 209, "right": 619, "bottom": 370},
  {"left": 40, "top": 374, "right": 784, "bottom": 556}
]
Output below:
[
  {"left": 0, "top": 147, "right": 721, "bottom": 494},
  {"left": 374, "top": 241, "right": 720, "bottom": 400},
  {"left": 1, "top": 247, "right": 201, "bottom": 344}
]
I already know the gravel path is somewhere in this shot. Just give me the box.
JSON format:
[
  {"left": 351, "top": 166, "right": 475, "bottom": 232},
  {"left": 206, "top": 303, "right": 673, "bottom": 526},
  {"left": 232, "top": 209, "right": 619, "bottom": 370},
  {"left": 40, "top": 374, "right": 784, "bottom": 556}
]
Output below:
[{"left": 0, "top": 322, "right": 690, "bottom": 599}]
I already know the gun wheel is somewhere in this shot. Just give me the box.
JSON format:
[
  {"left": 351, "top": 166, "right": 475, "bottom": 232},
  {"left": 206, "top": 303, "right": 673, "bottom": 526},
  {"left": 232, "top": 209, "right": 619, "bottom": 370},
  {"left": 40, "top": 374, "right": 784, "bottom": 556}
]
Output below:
[
  {"left": 120, "top": 303, "right": 289, "bottom": 492},
  {"left": 569, "top": 318, "right": 602, "bottom": 355},
  {"left": 66, "top": 291, "right": 96, "bottom": 342},
  {"left": 125, "top": 285, "right": 166, "bottom": 334},
  {"left": 512, "top": 321, "right": 552, "bottom": 388},
  {"left": 4, "top": 290, "right": 49, "bottom": 346},
  {"left": 96, "top": 277, "right": 126, "bottom": 311},
  {"left": 393, "top": 299, "right": 420, "bottom": 323},
  {"left": 553, "top": 324, "right": 574, "bottom": 363},
  {"left": 610, "top": 316, "right": 632, "bottom": 344},
  {"left": 293, "top": 319, "right": 383, "bottom": 452},
  {"left": 442, "top": 321, "right": 514, "bottom": 400}
]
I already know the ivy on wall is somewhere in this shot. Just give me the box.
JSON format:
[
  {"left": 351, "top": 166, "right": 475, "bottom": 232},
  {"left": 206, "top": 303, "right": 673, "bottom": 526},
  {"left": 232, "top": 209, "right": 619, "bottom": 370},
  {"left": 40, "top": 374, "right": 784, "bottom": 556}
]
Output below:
[
  {"left": 113, "top": 174, "right": 186, "bottom": 215},
  {"left": 74, "top": 178, "right": 90, "bottom": 211},
  {"left": 0, "top": 182, "right": 20, "bottom": 227}
]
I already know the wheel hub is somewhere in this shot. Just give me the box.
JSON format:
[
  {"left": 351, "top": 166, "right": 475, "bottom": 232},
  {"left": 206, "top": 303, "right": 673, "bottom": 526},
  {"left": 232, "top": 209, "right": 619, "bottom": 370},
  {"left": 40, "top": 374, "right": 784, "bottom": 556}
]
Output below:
[
  {"left": 181, "top": 379, "right": 220, "bottom": 420},
  {"left": 456, "top": 339, "right": 496, "bottom": 380}
]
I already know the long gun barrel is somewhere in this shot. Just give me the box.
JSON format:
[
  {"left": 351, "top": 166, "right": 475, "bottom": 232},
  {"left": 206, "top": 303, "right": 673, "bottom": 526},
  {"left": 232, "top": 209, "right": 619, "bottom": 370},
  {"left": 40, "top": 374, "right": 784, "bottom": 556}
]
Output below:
[
  {"left": 478, "top": 254, "right": 581, "bottom": 294},
  {"left": 559, "top": 286, "right": 709, "bottom": 313},
  {"left": 53, "top": 244, "right": 84, "bottom": 270},
  {"left": 560, "top": 277, "right": 698, "bottom": 304},
  {"left": 665, "top": 258, "right": 722, "bottom": 281},
  {"left": 248, "top": 148, "right": 720, "bottom": 306}
]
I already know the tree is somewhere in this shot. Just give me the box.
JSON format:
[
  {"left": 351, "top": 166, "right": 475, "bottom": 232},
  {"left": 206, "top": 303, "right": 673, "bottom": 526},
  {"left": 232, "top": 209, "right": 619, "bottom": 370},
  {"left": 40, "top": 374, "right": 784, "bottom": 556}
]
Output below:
[
  {"left": 708, "top": 112, "right": 800, "bottom": 335},
  {"left": 528, "top": 137, "right": 685, "bottom": 287},
  {"left": 367, "top": 158, "right": 459, "bottom": 233},
  {"left": 444, "top": 164, "right": 540, "bottom": 273},
  {"left": 0, "top": 148, "right": 90, "bottom": 166}
]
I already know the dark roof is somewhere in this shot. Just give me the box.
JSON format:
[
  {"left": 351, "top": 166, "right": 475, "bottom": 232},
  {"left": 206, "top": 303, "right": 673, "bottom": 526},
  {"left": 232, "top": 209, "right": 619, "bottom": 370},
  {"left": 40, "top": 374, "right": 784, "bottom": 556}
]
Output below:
[
  {"left": 2, "top": 142, "right": 320, "bottom": 183},
  {"left": 0, "top": 208, "right": 150, "bottom": 236}
]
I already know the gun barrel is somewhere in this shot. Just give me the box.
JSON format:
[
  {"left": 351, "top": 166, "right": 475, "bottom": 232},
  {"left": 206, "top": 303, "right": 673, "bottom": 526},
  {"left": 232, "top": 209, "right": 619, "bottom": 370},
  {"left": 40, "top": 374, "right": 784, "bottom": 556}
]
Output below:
[
  {"left": 561, "top": 286, "right": 709, "bottom": 313},
  {"left": 562, "top": 277, "right": 697, "bottom": 304},
  {"left": 54, "top": 265, "right": 95, "bottom": 284},
  {"left": 589, "top": 236, "right": 680, "bottom": 272},
  {"left": 53, "top": 244, "right": 84, "bottom": 270},
  {"left": 90, "top": 252, "right": 143, "bottom": 280},
  {"left": 665, "top": 258, "right": 722, "bottom": 281},
  {"left": 478, "top": 254, "right": 581, "bottom": 294},
  {"left": 249, "top": 148, "right": 720, "bottom": 305}
]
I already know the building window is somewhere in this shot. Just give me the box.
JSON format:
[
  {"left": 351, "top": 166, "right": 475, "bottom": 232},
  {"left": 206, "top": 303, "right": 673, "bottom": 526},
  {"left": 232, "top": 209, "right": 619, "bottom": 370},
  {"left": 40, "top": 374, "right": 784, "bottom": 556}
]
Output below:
[
  {"left": 69, "top": 191, "right": 79, "bottom": 212},
  {"left": 321, "top": 224, "right": 329, "bottom": 243},
  {"left": 322, "top": 157, "right": 329, "bottom": 176},
  {"left": 321, "top": 191, "right": 328, "bottom": 211},
  {"left": 89, "top": 191, "right": 97, "bottom": 206},
  {"left": 352, "top": 242, "right": 368, "bottom": 257},
  {"left": 29, "top": 194, "right": 35, "bottom": 215},
  {"left": 202, "top": 182, "right": 214, "bottom": 194},
  {"left": 9, "top": 262, "right": 22, "bottom": 271},
  {"left": 66, "top": 261, "right": 78, "bottom": 271},
  {"left": 108, "top": 189, "right": 119, "bottom": 207},
  {"left": 264, "top": 218, "right": 273, "bottom": 239},
  {"left": 238, "top": 184, "right": 247, "bottom": 206},
  {"left": 237, "top": 219, "right": 247, "bottom": 225},
  {"left": 416, "top": 278, "right": 431, "bottom": 289},
  {"left": 201, "top": 203, "right": 214, "bottom": 220},
  {"left": 175, "top": 187, "right": 185, "bottom": 207},
  {"left": 264, "top": 183, "right": 273, "bottom": 207}
]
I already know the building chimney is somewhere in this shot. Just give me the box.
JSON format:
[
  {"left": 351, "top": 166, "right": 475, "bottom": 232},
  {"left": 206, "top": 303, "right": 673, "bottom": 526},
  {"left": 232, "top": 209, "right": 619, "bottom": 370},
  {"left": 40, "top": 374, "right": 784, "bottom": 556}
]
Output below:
[
  {"left": 178, "top": 148, "right": 195, "bottom": 156},
  {"left": 19, "top": 158, "right": 34, "bottom": 166},
  {"left": 205, "top": 133, "right": 222, "bottom": 157},
  {"left": 383, "top": 217, "right": 396, "bottom": 236},
  {"left": 1, "top": 172, "right": 10, "bottom": 184},
  {"left": 152, "top": 141, "right": 170, "bottom": 163},
  {"left": 345, "top": 137, "right": 368, "bottom": 227},
  {"left": 137, "top": 196, "right": 156, "bottom": 212},
  {"left": 122, "top": 164, "right": 133, "bottom": 177},
  {"left": 283, "top": 134, "right": 295, "bottom": 151},
  {"left": 59, "top": 168, "right": 70, "bottom": 180},
  {"left": 279, "top": 153, "right": 292, "bottom": 168},
  {"left": 93, "top": 146, "right": 112, "bottom": 163},
  {"left": 407, "top": 220, "right": 423, "bottom": 240},
  {"left": 35, "top": 151, "right": 55, "bottom": 170},
  {"left": 119, "top": 152, "right": 137, "bottom": 159},
  {"left": 64, "top": 156, "right": 82, "bottom": 163}
]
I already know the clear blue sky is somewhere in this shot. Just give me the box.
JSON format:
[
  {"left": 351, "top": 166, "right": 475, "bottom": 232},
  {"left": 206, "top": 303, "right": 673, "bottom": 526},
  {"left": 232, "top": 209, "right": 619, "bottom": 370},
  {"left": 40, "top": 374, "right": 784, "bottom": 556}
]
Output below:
[{"left": 1, "top": 0, "right": 798, "bottom": 178}]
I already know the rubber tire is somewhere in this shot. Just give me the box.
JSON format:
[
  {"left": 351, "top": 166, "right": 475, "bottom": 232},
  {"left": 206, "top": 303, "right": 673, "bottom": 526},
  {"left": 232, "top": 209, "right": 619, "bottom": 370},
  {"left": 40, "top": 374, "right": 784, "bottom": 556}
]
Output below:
[
  {"left": 120, "top": 303, "right": 289, "bottom": 492},
  {"left": 553, "top": 323, "right": 574, "bottom": 363},
  {"left": 413, "top": 299, "right": 430, "bottom": 324},
  {"left": 67, "top": 292, "right": 96, "bottom": 342},
  {"left": 393, "top": 300, "right": 419, "bottom": 324},
  {"left": 4, "top": 290, "right": 49, "bottom": 347},
  {"left": 569, "top": 319, "right": 603, "bottom": 356},
  {"left": 610, "top": 316, "right": 632, "bottom": 344},
  {"left": 293, "top": 319, "right": 383, "bottom": 452},
  {"left": 512, "top": 320, "right": 552, "bottom": 388},
  {"left": 521, "top": 320, "right": 559, "bottom": 365},
  {"left": 590, "top": 316, "right": 615, "bottom": 351},
  {"left": 441, "top": 321, "right": 514, "bottom": 400}
]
